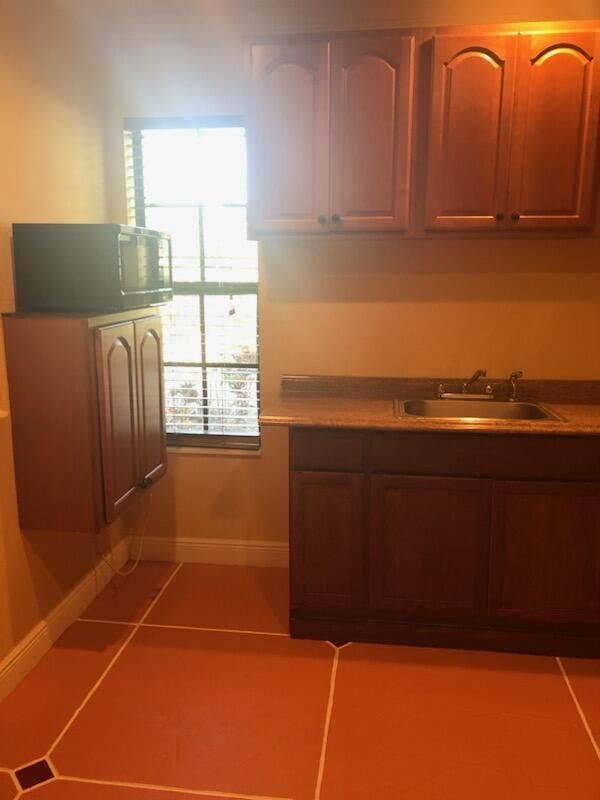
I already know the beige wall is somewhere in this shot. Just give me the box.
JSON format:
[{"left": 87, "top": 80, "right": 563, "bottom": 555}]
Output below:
[
  {"left": 0, "top": 1, "right": 140, "bottom": 660},
  {"left": 93, "top": 0, "right": 600, "bottom": 548}
]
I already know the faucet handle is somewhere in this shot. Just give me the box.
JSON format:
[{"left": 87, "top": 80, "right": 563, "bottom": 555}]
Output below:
[{"left": 509, "top": 370, "right": 523, "bottom": 402}]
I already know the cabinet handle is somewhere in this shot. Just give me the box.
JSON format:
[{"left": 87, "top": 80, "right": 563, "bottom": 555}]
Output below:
[
  {"left": 495, "top": 212, "right": 505, "bottom": 221},
  {"left": 317, "top": 214, "right": 327, "bottom": 225},
  {"left": 511, "top": 212, "right": 520, "bottom": 222},
  {"left": 331, "top": 213, "right": 341, "bottom": 224}
]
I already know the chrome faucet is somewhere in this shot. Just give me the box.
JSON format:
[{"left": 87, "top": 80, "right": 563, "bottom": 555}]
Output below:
[
  {"left": 509, "top": 370, "right": 523, "bottom": 402},
  {"left": 462, "top": 368, "right": 487, "bottom": 393}
]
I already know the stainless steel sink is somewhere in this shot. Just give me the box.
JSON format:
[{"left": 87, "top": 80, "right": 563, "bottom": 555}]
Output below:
[{"left": 396, "top": 398, "right": 560, "bottom": 421}]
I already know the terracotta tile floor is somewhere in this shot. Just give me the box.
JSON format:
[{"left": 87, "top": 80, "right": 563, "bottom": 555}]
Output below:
[{"left": 0, "top": 561, "right": 598, "bottom": 799}]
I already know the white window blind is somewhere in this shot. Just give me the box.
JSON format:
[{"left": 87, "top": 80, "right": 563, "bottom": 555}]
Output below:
[{"left": 124, "top": 120, "right": 259, "bottom": 448}]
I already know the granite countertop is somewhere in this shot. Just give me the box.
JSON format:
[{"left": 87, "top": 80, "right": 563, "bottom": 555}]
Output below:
[{"left": 260, "top": 396, "right": 600, "bottom": 436}]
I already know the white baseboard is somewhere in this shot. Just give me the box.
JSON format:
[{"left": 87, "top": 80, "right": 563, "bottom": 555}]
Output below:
[
  {"left": 132, "top": 535, "right": 289, "bottom": 568},
  {"left": 0, "top": 535, "right": 130, "bottom": 703}
]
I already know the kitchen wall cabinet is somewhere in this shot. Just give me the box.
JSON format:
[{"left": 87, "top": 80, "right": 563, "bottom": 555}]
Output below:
[
  {"left": 3, "top": 309, "right": 167, "bottom": 534},
  {"left": 426, "top": 29, "right": 600, "bottom": 232},
  {"left": 507, "top": 31, "right": 600, "bottom": 231},
  {"left": 424, "top": 34, "right": 517, "bottom": 231},
  {"left": 248, "top": 22, "right": 600, "bottom": 238},
  {"left": 248, "top": 32, "right": 415, "bottom": 235},
  {"left": 289, "top": 427, "right": 600, "bottom": 656}
]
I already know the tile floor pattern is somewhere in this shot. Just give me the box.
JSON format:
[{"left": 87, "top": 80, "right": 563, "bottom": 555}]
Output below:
[{"left": 0, "top": 561, "right": 598, "bottom": 799}]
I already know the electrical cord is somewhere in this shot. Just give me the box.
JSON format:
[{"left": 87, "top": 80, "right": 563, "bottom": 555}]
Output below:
[{"left": 95, "top": 492, "right": 153, "bottom": 577}]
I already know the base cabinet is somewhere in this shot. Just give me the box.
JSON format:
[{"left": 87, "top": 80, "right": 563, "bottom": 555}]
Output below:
[
  {"left": 290, "top": 471, "right": 365, "bottom": 610},
  {"left": 3, "top": 310, "right": 167, "bottom": 533},
  {"left": 289, "top": 428, "right": 600, "bottom": 656},
  {"left": 369, "top": 475, "right": 490, "bottom": 620},
  {"left": 489, "top": 482, "right": 600, "bottom": 625}
]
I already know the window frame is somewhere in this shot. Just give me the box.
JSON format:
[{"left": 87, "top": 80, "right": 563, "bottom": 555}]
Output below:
[{"left": 124, "top": 116, "right": 260, "bottom": 450}]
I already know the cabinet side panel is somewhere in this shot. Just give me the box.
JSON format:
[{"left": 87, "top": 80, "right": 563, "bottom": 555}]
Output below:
[{"left": 3, "top": 316, "right": 100, "bottom": 533}]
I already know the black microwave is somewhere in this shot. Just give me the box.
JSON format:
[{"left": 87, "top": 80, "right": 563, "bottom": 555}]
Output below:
[{"left": 12, "top": 223, "right": 173, "bottom": 313}]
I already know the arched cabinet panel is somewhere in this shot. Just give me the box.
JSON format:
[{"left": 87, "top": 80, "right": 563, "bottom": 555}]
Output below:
[
  {"left": 330, "top": 35, "right": 415, "bottom": 231},
  {"left": 95, "top": 322, "right": 139, "bottom": 523},
  {"left": 248, "top": 41, "right": 330, "bottom": 234},
  {"left": 425, "top": 35, "right": 518, "bottom": 230},
  {"left": 135, "top": 317, "right": 167, "bottom": 486},
  {"left": 507, "top": 32, "right": 600, "bottom": 230}
]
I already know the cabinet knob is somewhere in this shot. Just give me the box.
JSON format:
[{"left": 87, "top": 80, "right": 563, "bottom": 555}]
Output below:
[
  {"left": 317, "top": 214, "right": 327, "bottom": 225},
  {"left": 331, "top": 213, "right": 341, "bottom": 224},
  {"left": 495, "top": 212, "right": 505, "bottom": 221},
  {"left": 138, "top": 477, "right": 153, "bottom": 489},
  {"left": 511, "top": 212, "right": 520, "bottom": 222}
]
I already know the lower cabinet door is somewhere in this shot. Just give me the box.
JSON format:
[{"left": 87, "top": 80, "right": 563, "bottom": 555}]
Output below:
[
  {"left": 369, "top": 475, "right": 491, "bottom": 619},
  {"left": 95, "top": 322, "right": 140, "bottom": 523},
  {"left": 489, "top": 482, "right": 600, "bottom": 624},
  {"left": 290, "top": 471, "right": 365, "bottom": 610}
]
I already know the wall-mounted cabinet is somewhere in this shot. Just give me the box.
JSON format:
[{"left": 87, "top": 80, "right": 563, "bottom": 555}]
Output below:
[
  {"left": 247, "top": 23, "right": 600, "bottom": 238},
  {"left": 3, "top": 309, "right": 167, "bottom": 534},
  {"left": 248, "top": 33, "right": 415, "bottom": 235},
  {"left": 426, "top": 30, "right": 600, "bottom": 231}
]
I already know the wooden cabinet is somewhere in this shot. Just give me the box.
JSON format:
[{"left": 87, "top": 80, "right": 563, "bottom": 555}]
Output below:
[
  {"left": 489, "top": 482, "right": 600, "bottom": 624},
  {"left": 3, "top": 310, "right": 167, "bottom": 533},
  {"left": 248, "top": 40, "right": 330, "bottom": 234},
  {"left": 248, "top": 32, "right": 415, "bottom": 234},
  {"left": 289, "top": 428, "right": 600, "bottom": 656},
  {"left": 425, "top": 34, "right": 517, "bottom": 231},
  {"left": 290, "top": 471, "right": 365, "bottom": 610},
  {"left": 248, "top": 22, "right": 600, "bottom": 238},
  {"left": 369, "top": 475, "right": 490, "bottom": 619},
  {"left": 508, "top": 31, "right": 600, "bottom": 230},
  {"left": 329, "top": 33, "right": 415, "bottom": 232},
  {"left": 425, "top": 29, "right": 600, "bottom": 232}
]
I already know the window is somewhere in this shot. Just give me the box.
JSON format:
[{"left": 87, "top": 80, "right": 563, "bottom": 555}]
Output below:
[{"left": 124, "top": 118, "right": 259, "bottom": 449}]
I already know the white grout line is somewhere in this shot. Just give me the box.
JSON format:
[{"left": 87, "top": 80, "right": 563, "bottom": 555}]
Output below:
[
  {"left": 556, "top": 656, "right": 600, "bottom": 762},
  {"left": 141, "top": 622, "right": 289, "bottom": 637},
  {"left": 46, "top": 774, "right": 293, "bottom": 800},
  {"left": 314, "top": 649, "right": 339, "bottom": 800},
  {"left": 77, "top": 618, "right": 137, "bottom": 626},
  {"left": 46, "top": 563, "right": 184, "bottom": 759}
]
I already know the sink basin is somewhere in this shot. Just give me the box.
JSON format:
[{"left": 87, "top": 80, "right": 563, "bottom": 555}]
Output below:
[{"left": 396, "top": 398, "right": 560, "bottom": 421}]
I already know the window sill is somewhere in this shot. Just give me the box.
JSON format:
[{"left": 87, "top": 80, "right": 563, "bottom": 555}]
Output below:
[{"left": 167, "top": 445, "right": 262, "bottom": 458}]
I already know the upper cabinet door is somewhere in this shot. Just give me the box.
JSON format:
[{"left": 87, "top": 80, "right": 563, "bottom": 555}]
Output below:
[
  {"left": 248, "top": 40, "right": 330, "bottom": 234},
  {"left": 425, "top": 34, "right": 517, "bottom": 230},
  {"left": 95, "top": 322, "right": 140, "bottom": 523},
  {"left": 134, "top": 317, "right": 167, "bottom": 487},
  {"left": 507, "top": 31, "right": 600, "bottom": 231},
  {"left": 329, "top": 34, "right": 415, "bottom": 232}
]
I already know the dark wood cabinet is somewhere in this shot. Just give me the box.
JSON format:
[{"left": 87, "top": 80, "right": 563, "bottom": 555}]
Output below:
[
  {"left": 96, "top": 322, "right": 139, "bottom": 523},
  {"left": 425, "top": 34, "right": 517, "bottom": 231},
  {"left": 508, "top": 31, "right": 600, "bottom": 231},
  {"left": 329, "top": 33, "right": 415, "bottom": 232},
  {"left": 290, "top": 471, "right": 365, "bottom": 610},
  {"left": 489, "top": 481, "right": 600, "bottom": 624},
  {"left": 248, "top": 39, "right": 331, "bottom": 235},
  {"left": 369, "top": 475, "right": 491, "bottom": 619},
  {"left": 289, "top": 427, "right": 600, "bottom": 656},
  {"left": 3, "top": 309, "right": 167, "bottom": 533},
  {"left": 248, "top": 32, "right": 415, "bottom": 235},
  {"left": 248, "top": 22, "right": 600, "bottom": 238}
]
